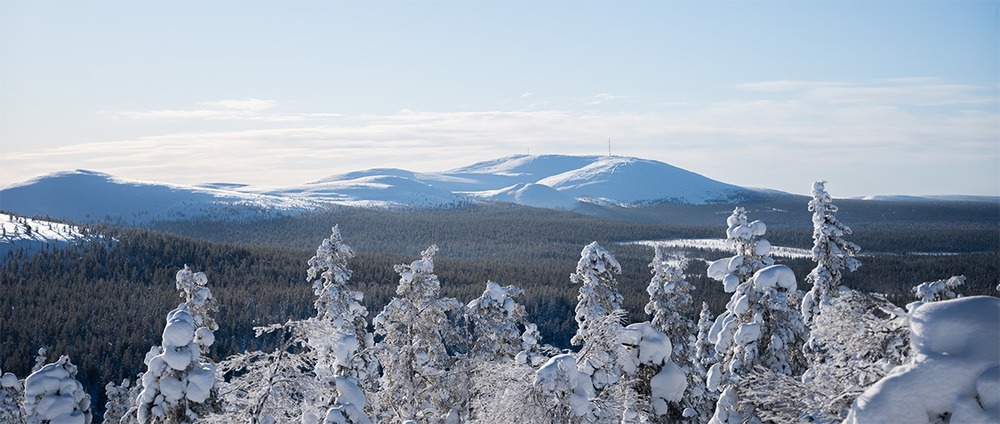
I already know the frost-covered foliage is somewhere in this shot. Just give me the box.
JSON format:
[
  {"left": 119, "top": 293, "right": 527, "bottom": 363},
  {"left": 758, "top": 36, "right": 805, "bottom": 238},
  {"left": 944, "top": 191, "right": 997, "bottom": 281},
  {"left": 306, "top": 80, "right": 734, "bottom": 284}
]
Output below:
[
  {"left": 533, "top": 354, "right": 595, "bottom": 421},
  {"left": 32, "top": 348, "right": 48, "bottom": 373},
  {"left": 104, "top": 378, "right": 139, "bottom": 424},
  {"left": 24, "top": 355, "right": 91, "bottom": 424},
  {"left": 706, "top": 210, "right": 806, "bottom": 424},
  {"left": 571, "top": 242, "right": 625, "bottom": 394},
  {"left": 619, "top": 322, "right": 687, "bottom": 422},
  {"left": 846, "top": 296, "right": 1000, "bottom": 423},
  {"left": 644, "top": 247, "right": 708, "bottom": 421},
  {"left": 706, "top": 207, "right": 775, "bottom": 293},
  {"left": 303, "top": 226, "right": 374, "bottom": 422},
  {"left": 801, "top": 181, "right": 861, "bottom": 324},
  {"left": 909, "top": 275, "right": 965, "bottom": 311},
  {"left": 753, "top": 288, "right": 910, "bottom": 422},
  {"left": 373, "top": 245, "right": 468, "bottom": 423},
  {"left": 467, "top": 281, "right": 529, "bottom": 361},
  {"left": 0, "top": 370, "right": 25, "bottom": 423},
  {"left": 646, "top": 247, "right": 695, "bottom": 337},
  {"left": 322, "top": 376, "right": 370, "bottom": 424},
  {"left": 137, "top": 268, "right": 219, "bottom": 424},
  {"left": 690, "top": 302, "right": 718, "bottom": 422},
  {"left": 174, "top": 266, "right": 218, "bottom": 353},
  {"left": 212, "top": 320, "right": 319, "bottom": 424}
]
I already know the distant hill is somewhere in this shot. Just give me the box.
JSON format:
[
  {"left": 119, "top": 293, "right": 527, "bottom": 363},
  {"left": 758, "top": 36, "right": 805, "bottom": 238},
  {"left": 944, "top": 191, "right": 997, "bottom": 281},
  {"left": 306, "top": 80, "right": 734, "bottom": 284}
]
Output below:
[
  {"left": 0, "top": 169, "right": 321, "bottom": 224},
  {"left": 0, "top": 155, "right": 763, "bottom": 223},
  {"left": 2, "top": 155, "right": 993, "bottom": 226}
]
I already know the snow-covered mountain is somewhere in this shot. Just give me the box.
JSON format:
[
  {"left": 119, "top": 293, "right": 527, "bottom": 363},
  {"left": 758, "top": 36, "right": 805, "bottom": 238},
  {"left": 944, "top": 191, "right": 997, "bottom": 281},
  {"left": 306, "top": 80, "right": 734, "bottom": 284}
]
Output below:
[
  {"left": 264, "top": 155, "right": 754, "bottom": 209},
  {"left": 0, "top": 155, "right": 763, "bottom": 224},
  {"left": 0, "top": 213, "right": 96, "bottom": 257},
  {"left": 0, "top": 170, "right": 321, "bottom": 224}
]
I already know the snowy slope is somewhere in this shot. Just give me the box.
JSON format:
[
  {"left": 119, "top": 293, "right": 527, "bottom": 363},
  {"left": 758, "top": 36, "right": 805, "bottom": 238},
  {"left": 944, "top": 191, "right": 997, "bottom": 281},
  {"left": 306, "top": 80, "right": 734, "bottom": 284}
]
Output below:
[
  {"left": 0, "top": 155, "right": 764, "bottom": 223},
  {"left": 535, "top": 156, "right": 748, "bottom": 205},
  {"left": 259, "top": 174, "right": 469, "bottom": 208},
  {"left": 0, "top": 213, "right": 95, "bottom": 257},
  {"left": 465, "top": 183, "right": 579, "bottom": 210},
  {"left": 290, "top": 154, "right": 755, "bottom": 208},
  {"left": 0, "top": 170, "right": 320, "bottom": 224}
]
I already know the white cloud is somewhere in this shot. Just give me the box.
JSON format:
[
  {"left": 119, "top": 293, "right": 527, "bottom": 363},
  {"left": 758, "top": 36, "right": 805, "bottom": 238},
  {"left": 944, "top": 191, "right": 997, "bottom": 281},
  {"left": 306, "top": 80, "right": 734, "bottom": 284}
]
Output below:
[{"left": 111, "top": 98, "right": 341, "bottom": 122}]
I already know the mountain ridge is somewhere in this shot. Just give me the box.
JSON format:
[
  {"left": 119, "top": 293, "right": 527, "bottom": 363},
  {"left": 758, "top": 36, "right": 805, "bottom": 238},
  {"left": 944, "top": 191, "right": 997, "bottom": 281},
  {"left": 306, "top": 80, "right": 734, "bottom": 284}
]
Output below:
[{"left": 3, "top": 154, "right": 991, "bottom": 225}]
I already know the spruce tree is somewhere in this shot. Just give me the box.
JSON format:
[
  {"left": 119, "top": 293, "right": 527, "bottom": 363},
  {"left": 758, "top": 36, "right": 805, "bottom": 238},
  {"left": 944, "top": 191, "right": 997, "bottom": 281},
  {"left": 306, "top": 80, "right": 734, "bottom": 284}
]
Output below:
[
  {"left": 24, "top": 356, "right": 92, "bottom": 424},
  {"left": 373, "top": 245, "right": 467, "bottom": 423},
  {"left": 706, "top": 210, "right": 806, "bottom": 424},
  {"left": 136, "top": 267, "right": 219, "bottom": 424},
  {"left": 801, "top": 181, "right": 861, "bottom": 324}
]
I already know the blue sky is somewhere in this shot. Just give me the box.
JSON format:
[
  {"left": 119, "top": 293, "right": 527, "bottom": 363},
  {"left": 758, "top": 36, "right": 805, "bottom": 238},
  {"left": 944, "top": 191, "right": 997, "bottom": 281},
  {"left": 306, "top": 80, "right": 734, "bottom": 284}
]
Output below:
[{"left": 1, "top": 0, "right": 997, "bottom": 197}]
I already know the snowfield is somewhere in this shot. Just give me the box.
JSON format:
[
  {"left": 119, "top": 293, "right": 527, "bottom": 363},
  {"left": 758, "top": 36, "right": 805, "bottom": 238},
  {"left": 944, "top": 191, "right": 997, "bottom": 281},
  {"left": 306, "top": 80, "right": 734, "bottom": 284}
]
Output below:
[
  {"left": 625, "top": 238, "right": 813, "bottom": 259},
  {"left": 0, "top": 213, "right": 97, "bottom": 257}
]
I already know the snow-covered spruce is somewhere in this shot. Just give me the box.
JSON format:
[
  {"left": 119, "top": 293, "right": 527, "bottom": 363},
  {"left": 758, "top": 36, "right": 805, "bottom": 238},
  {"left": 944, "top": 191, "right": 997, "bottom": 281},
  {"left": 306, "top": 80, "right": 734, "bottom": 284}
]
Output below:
[
  {"left": 0, "top": 369, "right": 25, "bottom": 423},
  {"left": 302, "top": 226, "right": 375, "bottom": 423},
  {"left": 569, "top": 242, "right": 626, "bottom": 420},
  {"left": 174, "top": 266, "right": 218, "bottom": 354},
  {"left": 706, "top": 209, "right": 807, "bottom": 424},
  {"left": 136, "top": 268, "right": 219, "bottom": 424},
  {"left": 800, "top": 181, "right": 861, "bottom": 325},
  {"left": 373, "top": 245, "right": 468, "bottom": 423},
  {"left": 467, "top": 281, "right": 530, "bottom": 362},
  {"left": 24, "top": 355, "right": 92, "bottom": 424},
  {"left": 691, "top": 302, "right": 718, "bottom": 422},
  {"left": 845, "top": 296, "right": 1000, "bottom": 423},
  {"left": 104, "top": 378, "right": 139, "bottom": 424},
  {"left": 909, "top": 275, "right": 965, "bottom": 311},
  {"left": 644, "top": 246, "right": 707, "bottom": 421}
]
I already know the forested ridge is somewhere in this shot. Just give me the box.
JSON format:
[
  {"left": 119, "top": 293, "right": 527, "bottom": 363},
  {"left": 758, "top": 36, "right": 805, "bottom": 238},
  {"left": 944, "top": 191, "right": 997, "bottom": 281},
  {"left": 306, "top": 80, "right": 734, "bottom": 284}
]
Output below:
[{"left": 1, "top": 199, "right": 997, "bottom": 422}]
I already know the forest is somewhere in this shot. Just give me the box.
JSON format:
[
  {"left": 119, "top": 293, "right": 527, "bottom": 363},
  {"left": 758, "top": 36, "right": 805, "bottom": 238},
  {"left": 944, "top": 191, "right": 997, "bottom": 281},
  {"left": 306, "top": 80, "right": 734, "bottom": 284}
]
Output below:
[{"left": 0, "top": 188, "right": 998, "bottom": 423}]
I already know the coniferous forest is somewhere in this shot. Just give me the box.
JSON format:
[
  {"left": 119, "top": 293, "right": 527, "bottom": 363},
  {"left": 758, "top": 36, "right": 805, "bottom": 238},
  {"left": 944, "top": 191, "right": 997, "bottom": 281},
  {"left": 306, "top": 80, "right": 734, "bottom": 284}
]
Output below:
[{"left": 1, "top": 192, "right": 998, "bottom": 423}]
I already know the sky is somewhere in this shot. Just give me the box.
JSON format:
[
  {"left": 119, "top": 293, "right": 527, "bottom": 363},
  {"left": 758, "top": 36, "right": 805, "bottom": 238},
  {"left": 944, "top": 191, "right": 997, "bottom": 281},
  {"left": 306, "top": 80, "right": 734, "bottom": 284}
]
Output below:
[{"left": 1, "top": 0, "right": 997, "bottom": 197}]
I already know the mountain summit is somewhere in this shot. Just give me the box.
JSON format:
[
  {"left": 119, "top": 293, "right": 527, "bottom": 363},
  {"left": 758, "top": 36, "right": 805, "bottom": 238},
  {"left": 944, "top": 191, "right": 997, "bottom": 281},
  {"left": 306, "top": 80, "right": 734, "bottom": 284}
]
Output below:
[{"left": 0, "top": 155, "right": 759, "bottom": 223}]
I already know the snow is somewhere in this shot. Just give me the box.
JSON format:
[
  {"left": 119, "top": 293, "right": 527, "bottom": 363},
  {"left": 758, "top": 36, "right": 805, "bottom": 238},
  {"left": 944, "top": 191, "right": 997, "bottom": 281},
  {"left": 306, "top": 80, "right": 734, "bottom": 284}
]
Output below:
[
  {"left": 1, "top": 155, "right": 762, "bottom": 223},
  {"left": 534, "top": 354, "right": 593, "bottom": 418},
  {"left": 0, "top": 373, "right": 17, "bottom": 388},
  {"left": 23, "top": 356, "right": 90, "bottom": 424},
  {"left": 751, "top": 265, "right": 797, "bottom": 291},
  {"left": 0, "top": 213, "right": 97, "bottom": 258},
  {"left": 651, "top": 362, "right": 687, "bottom": 413},
  {"left": 845, "top": 296, "right": 1000, "bottom": 423},
  {"left": 0, "top": 169, "right": 320, "bottom": 224},
  {"left": 463, "top": 183, "right": 578, "bottom": 210},
  {"left": 621, "top": 322, "right": 673, "bottom": 373},
  {"left": 733, "top": 323, "right": 761, "bottom": 345}
]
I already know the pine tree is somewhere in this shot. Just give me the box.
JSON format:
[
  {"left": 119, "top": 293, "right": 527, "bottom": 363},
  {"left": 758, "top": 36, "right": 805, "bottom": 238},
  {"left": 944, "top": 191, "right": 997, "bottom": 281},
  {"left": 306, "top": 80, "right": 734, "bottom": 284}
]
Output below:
[
  {"left": 24, "top": 356, "right": 92, "bottom": 424},
  {"left": 801, "top": 181, "right": 861, "bottom": 324},
  {"left": 373, "top": 245, "right": 467, "bottom": 423}
]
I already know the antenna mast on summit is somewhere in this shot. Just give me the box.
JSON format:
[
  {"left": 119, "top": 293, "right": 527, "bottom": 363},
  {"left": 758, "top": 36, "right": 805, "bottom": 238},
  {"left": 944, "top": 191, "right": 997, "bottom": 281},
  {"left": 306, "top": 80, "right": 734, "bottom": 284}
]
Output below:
[{"left": 608, "top": 138, "right": 612, "bottom": 156}]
